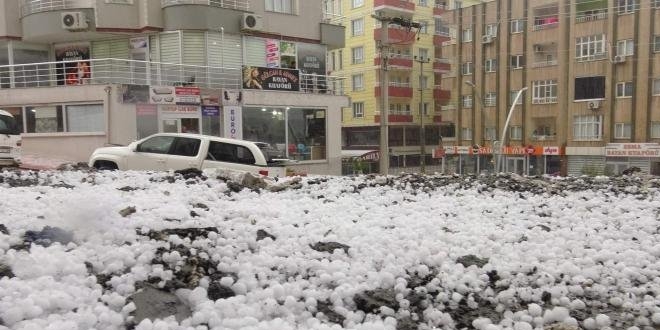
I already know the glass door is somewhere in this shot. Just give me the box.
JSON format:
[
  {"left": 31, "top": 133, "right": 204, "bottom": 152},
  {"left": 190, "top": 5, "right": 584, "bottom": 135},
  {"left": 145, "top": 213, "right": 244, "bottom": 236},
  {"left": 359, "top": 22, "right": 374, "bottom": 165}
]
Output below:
[
  {"left": 506, "top": 157, "right": 526, "bottom": 175},
  {"left": 162, "top": 119, "right": 179, "bottom": 133},
  {"left": 161, "top": 118, "right": 200, "bottom": 134}
]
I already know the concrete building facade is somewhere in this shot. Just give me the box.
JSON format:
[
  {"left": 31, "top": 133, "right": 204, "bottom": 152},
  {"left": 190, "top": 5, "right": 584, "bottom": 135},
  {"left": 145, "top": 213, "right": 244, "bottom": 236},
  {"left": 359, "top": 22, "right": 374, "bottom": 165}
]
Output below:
[
  {"left": 440, "top": 0, "right": 660, "bottom": 176},
  {"left": 0, "top": 0, "right": 348, "bottom": 175}
]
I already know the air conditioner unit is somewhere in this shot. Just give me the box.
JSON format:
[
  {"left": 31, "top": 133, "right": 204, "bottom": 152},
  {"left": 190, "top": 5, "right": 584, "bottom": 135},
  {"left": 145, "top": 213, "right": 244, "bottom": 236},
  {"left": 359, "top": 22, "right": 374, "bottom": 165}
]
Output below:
[
  {"left": 241, "top": 13, "right": 264, "bottom": 31},
  {"left": 613, "top": 55, "right": 626, "bottom": 64},
  {"left": 533, "top": 45, "right": 543, "bottom": 53},
  {"left": 482, "top": 34, "right": 493, "bottom": 44},
  {"left": 588, "top": 100, "right": 601, "bottom": 110},
  {"left": 61, "top": 12, "right": 88, "bottom": 30}
]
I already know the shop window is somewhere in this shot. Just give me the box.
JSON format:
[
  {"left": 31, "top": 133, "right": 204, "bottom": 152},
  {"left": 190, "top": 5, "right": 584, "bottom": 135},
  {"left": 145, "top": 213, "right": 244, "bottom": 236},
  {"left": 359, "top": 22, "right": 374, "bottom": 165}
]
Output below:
[
  {"left": 1, "top": 107, "right": 24, "bottom": 133},
  {"left": 440, "top": 123, "right": 455, "bottom": 138},
  {"left": 25, "top": 106, "right": 64, "bottom": 133},
  {"left": 24, "top": 104, "right": 104, "bottom": 134},
  {"left": 66, "top": 104, "right": 104, "bottom": 132}
]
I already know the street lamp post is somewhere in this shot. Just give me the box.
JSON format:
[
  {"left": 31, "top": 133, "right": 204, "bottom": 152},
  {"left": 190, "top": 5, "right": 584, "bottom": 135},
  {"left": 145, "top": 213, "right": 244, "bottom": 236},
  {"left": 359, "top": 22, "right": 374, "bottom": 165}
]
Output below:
[
  {"left": 415, "top": 55, "right": 430, "bottom": 174},
  {"left": 464, "top": 80, "right": 488, "bottom": 172},
  {"left": 496, "top": 87, "right": 528, "bottom": 173}
]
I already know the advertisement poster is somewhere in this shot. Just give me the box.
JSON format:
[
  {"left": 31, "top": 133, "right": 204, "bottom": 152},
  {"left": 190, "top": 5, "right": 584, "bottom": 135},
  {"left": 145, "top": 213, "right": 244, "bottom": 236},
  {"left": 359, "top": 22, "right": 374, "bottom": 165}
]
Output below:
[
  {"left": 242, "top": 66, "right": 300, "bottom": 91},
  {"left": 202, "top": 106, "right": 220, "bottom": 117},
  {"left": 266, "top": 39, "right": 280, "bottom": 68},
  {"left": 55, "top": 42, "right": 91, "bottom": 86},
  {"left": 149, "top": 86, "right": 201, "bottom": 105},
  {"left": 160, "top": 105, "right": 199, "bottom": 115},
  {"left": 223, "top": 105, "right": 242, "bottom": 139},
  {"left": 279, "top": 41, "right": 297, "bottom": 69},
  {"left": 296, "top": 43, "right": 327, "bottom": 76}
]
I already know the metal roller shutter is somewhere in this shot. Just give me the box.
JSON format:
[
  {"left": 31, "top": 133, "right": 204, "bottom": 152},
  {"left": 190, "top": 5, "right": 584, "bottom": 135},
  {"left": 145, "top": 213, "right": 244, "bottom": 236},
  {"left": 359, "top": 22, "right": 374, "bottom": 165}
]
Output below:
[{"left": 244, "top": 36, "right": 266, "bottom": 67}]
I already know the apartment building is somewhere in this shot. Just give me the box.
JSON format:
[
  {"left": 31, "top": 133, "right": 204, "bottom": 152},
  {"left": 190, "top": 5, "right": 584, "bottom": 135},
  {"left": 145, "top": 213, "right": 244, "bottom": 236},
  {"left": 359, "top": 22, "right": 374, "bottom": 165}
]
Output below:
[
  {"left": 440, "top": 0, "right": 660, "bottom": 176},
  {"left": 0, "top": 0, "right": 348, "bottom": 174},
  {"left": 326, "top": 0, "right": 452, "bottom": 173}
]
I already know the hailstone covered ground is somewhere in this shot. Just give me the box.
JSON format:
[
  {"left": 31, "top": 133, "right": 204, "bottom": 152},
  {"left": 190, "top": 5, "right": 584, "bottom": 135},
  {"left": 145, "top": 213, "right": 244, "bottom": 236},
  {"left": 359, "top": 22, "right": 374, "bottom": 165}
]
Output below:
[{"left": 0, "top": 169, "right": 659, "bottom": 330}]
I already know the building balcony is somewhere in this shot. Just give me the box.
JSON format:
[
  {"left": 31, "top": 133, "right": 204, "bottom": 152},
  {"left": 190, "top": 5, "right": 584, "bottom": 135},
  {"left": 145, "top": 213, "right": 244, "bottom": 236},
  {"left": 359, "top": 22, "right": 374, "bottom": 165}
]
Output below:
[
  {"left": 374, "top": 0, "right": 415, "bottom": 15},
  {"left": 20, "top": 0, "right": 94, "bottom": 17},
  {"left": 531, "top": 60, "right": 558, "bottom": 68},
  {"left": 0, "top": 58, "right": 343, "bottom": 95},
  {"left": 532, "top": 97, "right": 558, "bottom": 104},
  {"left": 433, "top": 33, "right": 451, "bottom": 46},
  {"left": 433, "top": 86, "right": 451, "bottom": 104},
  {"left": 432, "top": 115, "right": 443, "bottom": 123},
  {"left": 374, "top": 27, "right": 417, "bottom": 45},
  {"left": 433, "top": 58, "right": 451, "bottom": 73},
  {"left": 373, "top": 113, "right": 414, "bottom": 123},
  {"left": 374, "top": 82, "right": 413, "bottom": 98},
  {"left": 575, "top": 10, "right": 607, "bottom": 23},
  {"left": 161, "top": 0, "right": 249, "bottom": 11},
  {"left": 433, "top": 2, "right": 445, "bottom": 16},
  {"left": 374, "top": 54, "right": 413, "bottom": 70}
]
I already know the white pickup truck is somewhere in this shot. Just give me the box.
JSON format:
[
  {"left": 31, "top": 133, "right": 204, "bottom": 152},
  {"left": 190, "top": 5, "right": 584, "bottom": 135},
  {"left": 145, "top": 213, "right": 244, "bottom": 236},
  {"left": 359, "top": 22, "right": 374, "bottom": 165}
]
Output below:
[
  {"left": 88, "top": 133, "right": 289, "bottom": 177},
  {"left": 0, "top": 109, "right": 21, "bottom": 167}
]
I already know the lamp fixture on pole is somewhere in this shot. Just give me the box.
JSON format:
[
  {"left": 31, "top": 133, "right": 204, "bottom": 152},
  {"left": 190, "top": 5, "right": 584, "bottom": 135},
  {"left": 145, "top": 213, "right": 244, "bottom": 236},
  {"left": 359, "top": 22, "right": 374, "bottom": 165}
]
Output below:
[
  {"left": 496, "top": 87, "right": 528, "bottom": 173},
  {"left": 414, "top": 55, "right": 431, "bottom": 174}
]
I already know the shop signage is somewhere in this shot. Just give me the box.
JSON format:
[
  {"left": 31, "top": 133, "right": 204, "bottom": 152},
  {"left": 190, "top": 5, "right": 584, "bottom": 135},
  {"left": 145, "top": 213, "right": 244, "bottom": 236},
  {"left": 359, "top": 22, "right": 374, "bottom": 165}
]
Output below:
[
  {"left": 361, "top": 151, "right": 380, "bottom": 161},
  {"left": 136, "top": 104, "right": 157, "bottom": 116},
  {"left": 542, "top": 146, "right": 561, "bottom": 155},
  {"left": 54, "top": 42, "right": 90, "bottom": 86},
  {"left": 242, "top": 66, "right": 300, "bottom": 91},
  {"left": 439, "top": 145, "right": 563, "bottom": 156},
  {"left": 297, "top": 43, "right": 327, "bottom": 76},
  {"left": 223, "top": 105, "right": 242, "bottom": 139},
  {"left": 149, "top": 86, "right": 201, "bottom": 105},
  {"left": 266, "top": 39, "right": 280, "bottom": 68},
  {"left": 605, "top": 143, "right": 660, "bottom": 157},
  {"left": 432, "top": 147, "right": 445, "bottom": 158},
  {"left": 160, "top": 105, "right": 199, "bottom": 114},
  {"left": 129, "top": 37, "right": 148, "bottom": 54},
  {"left": 202, "top": 106, "right": 220, "bottom": 117}
]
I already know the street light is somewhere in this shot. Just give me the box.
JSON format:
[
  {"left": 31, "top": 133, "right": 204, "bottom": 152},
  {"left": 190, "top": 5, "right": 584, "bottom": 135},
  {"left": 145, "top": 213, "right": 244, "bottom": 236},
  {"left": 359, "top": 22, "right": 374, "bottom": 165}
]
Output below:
[
  {"left": 464, "top": 80, "right": 490, "bottom": 172},
  {"left": 415, "top": 55, "right": 430, "bottom": 174},
  {"left": 496, "top": 87, "right": 528, "bottom": 173}
]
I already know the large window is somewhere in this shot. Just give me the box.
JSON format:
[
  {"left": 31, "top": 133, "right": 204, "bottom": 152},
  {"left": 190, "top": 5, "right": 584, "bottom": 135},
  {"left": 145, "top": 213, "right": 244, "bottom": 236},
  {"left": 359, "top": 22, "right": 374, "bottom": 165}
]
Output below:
[
  {"left": 573, "top": 115, "right": 602, "bottom": 141},
  {"left": 574, "top": 76, "right": 605, "bottom": 100},
  {"left": 351, "top": 46, "right": 364, "bottom": 64},
  {"left": 266, "top": 0, "right": 295, "bottom": 14},
  {"left": 532, "top": 80, "right": 558, "bottom": 104},
  {"left": 66, "top": 104, "right": 104, "bottom": 132},
  {"left": 352, "top": 0, "right": 363, "bottom": 8},
  {"left": 654, "top": 36, "right": 660, "bottom": 52},
  {"left": 614, "top": 123, "right": 631, "bottom": 139},
  {"left": 616, "top": 82, "right": 633, "bottom": 98},
  {"left": 485, "top": 127, "right": 496, "bottom": 140},
  {"left": 510, "top": 90, "right": 524, "bottom": 105},
  {"left": 24, "top": 104, "right": 103, "bottom": 134},
  {"left": 485, "top": 24, "right": 498, "bottom": 37},
  {"left": 25, "top": 106, "right": 63, "bottom": 133},
  {"left": 617, "top": 0, "right": 638, "bottom": 14},
  {"left": 351, "top": 18, "right": 364, "bottom": 36},
  {"left": 575, "top": 34, "right": 606, "bottom": 61},
  {"left": 243, "top": 107, "right": 326, "bottom": 161}
]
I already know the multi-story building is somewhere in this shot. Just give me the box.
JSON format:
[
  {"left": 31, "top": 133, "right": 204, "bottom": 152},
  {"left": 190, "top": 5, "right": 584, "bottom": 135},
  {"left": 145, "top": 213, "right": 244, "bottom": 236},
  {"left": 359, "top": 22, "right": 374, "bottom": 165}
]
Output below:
[
  {"left": 0, "top": 0, "right": 348, "bottom": 175},
  {"left": 326, "top": 0, "right": 452, "bottom": 173},
  {"left": 440, "top": 0, "right": 660, "bottom": 176}
]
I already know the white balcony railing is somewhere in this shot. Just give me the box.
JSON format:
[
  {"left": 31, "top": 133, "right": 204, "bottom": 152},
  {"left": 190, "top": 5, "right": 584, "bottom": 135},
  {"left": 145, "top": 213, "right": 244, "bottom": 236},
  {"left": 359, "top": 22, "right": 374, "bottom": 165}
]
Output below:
[
  {"left": 575, "top": 11, "right": 607, "bottom": 23},
  {"left": 161, "top": 0, "right": 249, "bottom": 11},
  {"left": 531, "top": 60, "right": 558, "bottom": 68},
  {"left": 21, "top": 0, "right": 94, "bottom": 17},
  {"left": 532, "top": 97, "right": 558, "bottom": 104},
  {"left": 576, "top": 53, "right": 608, "bottom": 62},
  {"left": 532, "top": 22, "right": 558, "bottom": 31},
  {"left": 0, "top": 58, "right": 344, "bottom": 95}
]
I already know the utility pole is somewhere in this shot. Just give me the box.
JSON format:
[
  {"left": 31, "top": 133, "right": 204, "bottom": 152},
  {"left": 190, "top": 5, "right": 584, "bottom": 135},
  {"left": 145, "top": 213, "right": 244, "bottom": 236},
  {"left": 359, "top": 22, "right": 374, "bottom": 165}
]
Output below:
[
  {"left": 415, "top": 55, "right": 430, "bottom": 174},
  {"left": 372, "top": 13, "right": 422, "bottom": 176}
]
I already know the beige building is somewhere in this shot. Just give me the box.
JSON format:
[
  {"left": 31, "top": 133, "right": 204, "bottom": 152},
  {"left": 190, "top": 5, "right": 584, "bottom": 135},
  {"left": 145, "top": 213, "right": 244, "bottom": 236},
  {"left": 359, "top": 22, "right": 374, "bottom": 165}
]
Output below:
[
  {"left": 0, "top": 0, "right": 348, "bottom": 175},
  {"left": 440, "top": 0, "right": 660, "bottom": 176}
]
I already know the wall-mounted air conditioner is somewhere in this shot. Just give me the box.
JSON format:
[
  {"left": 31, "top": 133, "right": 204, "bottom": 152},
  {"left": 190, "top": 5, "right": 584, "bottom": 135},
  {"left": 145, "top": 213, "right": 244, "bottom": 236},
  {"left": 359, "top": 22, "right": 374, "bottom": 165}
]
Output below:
[
  {"left": 61, "top": 12, "right": 88, "bottom": 30},
  {"left": 482, "top": 34, "right": 493, "bottom": 44},
  {"left": 588, "top": 100, "right": 601, "bottom": 111},
  {"left": 241, "top": 13, "right": 264, "bottom": 31},
  {"left": 613, "top": 55, "right": 626, "bottom": 64}
]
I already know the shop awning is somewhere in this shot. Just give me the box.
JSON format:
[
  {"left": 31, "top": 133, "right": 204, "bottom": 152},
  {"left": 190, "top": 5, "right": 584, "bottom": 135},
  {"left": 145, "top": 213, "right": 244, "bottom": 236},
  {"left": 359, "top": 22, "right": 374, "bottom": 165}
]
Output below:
[{"left": 341, "top": 150, "right": 380, "bottom": 161}]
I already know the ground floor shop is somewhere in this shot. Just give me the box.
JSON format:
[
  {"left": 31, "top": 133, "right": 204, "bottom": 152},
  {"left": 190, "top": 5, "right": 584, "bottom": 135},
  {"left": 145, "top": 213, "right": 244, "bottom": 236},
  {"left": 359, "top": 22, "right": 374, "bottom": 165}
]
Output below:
[
  {"left": 0, "top": 84, "right": 348, "bottom": 175},
  {"left": 567, "top": 144, "right": 660, "bottom": 176}
]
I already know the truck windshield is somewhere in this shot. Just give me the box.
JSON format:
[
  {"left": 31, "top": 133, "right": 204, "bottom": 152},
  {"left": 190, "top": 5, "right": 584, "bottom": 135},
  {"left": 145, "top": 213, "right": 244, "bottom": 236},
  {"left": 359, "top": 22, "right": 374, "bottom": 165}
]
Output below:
[{"left": 0, "top": 115, "right": 19, "bottom": 135}]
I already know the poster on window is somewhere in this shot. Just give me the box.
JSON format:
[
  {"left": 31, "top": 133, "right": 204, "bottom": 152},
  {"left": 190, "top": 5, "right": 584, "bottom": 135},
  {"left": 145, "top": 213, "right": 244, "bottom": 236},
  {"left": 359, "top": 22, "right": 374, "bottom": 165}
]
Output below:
[
  {"left": 242, "top": 66, "right": 300, "bottom": 91},
  {"left": 266, "top": 39, "right": 280, "bottom": 68},
  {"left": 55, "top": 42, "right": 91, "bottom": 86},
  {"left": 297, "top": 43, "right": 326, "bottom": 76},
  {"left": 149, "top": 86, "right": 201, "bottom": 105},
  {"left": 129, "top": 36, "right": 149, "bottom": 55},
  {"left": 223, "top": 105, "right": 242, "bottom": 139},
  {"left": 279, "top": 41, "right": 297, "bottom": 69}
]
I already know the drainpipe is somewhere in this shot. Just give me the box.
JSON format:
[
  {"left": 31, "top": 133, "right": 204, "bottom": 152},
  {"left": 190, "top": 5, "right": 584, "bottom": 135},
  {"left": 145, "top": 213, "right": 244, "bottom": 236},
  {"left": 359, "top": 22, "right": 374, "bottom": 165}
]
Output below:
[{"left": 104, "top": 85, "right": 112, "bottom": 145}]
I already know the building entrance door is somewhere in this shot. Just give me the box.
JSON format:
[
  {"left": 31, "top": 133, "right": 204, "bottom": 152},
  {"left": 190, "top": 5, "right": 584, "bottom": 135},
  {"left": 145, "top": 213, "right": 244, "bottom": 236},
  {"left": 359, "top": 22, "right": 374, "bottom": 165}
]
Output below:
[
  {"left": 506, "top": 157, "right": 526, "bottom": 175},
  {"left": 161, "top": 117, "right": 200, "bottom": 134}
]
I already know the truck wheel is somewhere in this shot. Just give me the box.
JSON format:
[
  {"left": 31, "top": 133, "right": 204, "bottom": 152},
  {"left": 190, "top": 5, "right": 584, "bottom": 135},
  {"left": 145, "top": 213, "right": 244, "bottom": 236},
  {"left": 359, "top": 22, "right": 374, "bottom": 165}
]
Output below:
[{"left": 95, "top": 161, "right": 118, "bottom": 171}]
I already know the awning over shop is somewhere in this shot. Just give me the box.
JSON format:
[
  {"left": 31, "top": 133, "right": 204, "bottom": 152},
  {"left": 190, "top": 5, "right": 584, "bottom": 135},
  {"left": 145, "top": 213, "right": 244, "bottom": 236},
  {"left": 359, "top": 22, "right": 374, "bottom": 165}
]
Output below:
[{"left": 341, "top": 150, "right": 380, "bottom": 161}]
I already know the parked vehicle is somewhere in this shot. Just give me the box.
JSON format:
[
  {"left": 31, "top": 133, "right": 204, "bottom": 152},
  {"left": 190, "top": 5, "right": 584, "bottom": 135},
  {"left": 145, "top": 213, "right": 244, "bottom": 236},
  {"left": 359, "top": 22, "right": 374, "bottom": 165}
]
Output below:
[
  {"left": 88, "top": 133, "right": 289, "bottom": 177},
  {"left": 0, "top": 109, "right": 21, "bottom": 167}
]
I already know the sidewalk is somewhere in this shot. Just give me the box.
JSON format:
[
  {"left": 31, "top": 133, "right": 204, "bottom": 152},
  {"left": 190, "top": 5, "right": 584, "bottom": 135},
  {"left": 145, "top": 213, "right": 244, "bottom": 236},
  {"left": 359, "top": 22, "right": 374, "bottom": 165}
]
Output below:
[{"left": 18, "top": 154, "right": 74, "bottom": 170}]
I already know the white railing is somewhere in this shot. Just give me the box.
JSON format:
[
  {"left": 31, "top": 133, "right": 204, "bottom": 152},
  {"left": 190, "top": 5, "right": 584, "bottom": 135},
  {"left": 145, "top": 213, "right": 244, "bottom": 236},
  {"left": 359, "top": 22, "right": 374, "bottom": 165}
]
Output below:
[
  {"left": 576, "top": 52, "right": 608, "bottom": 62},
  {"left": 21, "top": 0, "right": 93, "bottom": 17},
  {"left": 0, "top": 58, "right": 344, "bottom": 95},
  {"left": 374, "top": 82, "right": 412, "bottom": 88},
  {"left": 575, "top": 11, "right": 607, "bottom": 23},
  {"left": 532, "top": 21, "right": 558, "bottom": 31},
  {"left": 532, "top": 97, "right": 558, "bottom": 104},
  {"left": 440, "top": 104, "right": 456, "bottom": 111},
  {"left": 531, "top": 60, "right": 558, "bottom": 68},
  {"left": 161, "top": 0, "right": 249, "bottom": 11}
]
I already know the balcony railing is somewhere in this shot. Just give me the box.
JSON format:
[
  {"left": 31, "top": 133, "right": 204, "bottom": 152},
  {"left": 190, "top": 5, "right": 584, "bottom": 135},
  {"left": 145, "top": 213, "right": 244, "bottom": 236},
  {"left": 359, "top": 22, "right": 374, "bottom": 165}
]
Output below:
[
  {"left": 0, "top": 58, "right": 344, "bottom": 95},
  {"left": 21, "top": 0, "right": 94, "bottom": 17},
  {"left": 575, "top": 11, "right": 607, "bottom": 23},
  {"left": 531, "top": 60, "right": 558, "bottom": 68},
  {"left": 161, "top": 0, "right": 249, "bottom": 10},
  {"left": 532, "top": 97, "right": 558, "bottom": 104},
  {"left": 576, "top": 53, "right": 608, "bottom": 62}
]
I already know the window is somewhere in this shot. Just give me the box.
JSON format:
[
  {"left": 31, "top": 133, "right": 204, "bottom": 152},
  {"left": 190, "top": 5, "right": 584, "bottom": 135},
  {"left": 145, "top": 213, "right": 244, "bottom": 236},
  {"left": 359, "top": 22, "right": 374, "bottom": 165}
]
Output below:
[
  {"left": 510, "top": 19, "right": 525, "bottom": 33},
  {"left": 485, "top": 24, "right": 498, "bottom": 37},
  {"left": 352, "top": 74, "right": 363, "bottom": 91},
  {"left": 654, "top": 36, "right": 660, "bottom": 52},
  {"left": 462, "top": 95, "right": 473, "bottom": 108},
  {"left": 419, "top": 75, "right": 429, "bottom": 89},
  {"left": 418, "top": 48, "right": 429, "bottom": 60},
  {"left": 575, "top": 34, "right": 607, "bottom": 61},
  {"left": 653, "top": 78, "right": 660, "bottom": 95},
  {"left": 25, "top": 104, "right": 103, "bottom": 134},
  {"left": 510, "top": 55, "right": 524, "bottom": 69},
  {"left": 420, "top": 103, "right": 430, "bottom": 115},
  {"left": 616, "top": 82, "right": 633, "bottom": 98},
  {"left": 510, "top": 126, "right": 522, "bottom": 140},
  {"left": 352, "top": 102, "right": 364, "bottom": 118},
  {"left": 616, "top": 39, "right": 634, "bottom": 56},
  {"left": 454, "top": 0, "right": 462, "bottom": 9},
  {"left": 420, "top": 21, "right": 429, "bottom": 34},
  {"left": 510, "top": 90, "right": 524, "bottom": 105},
  {"left": 614, "top": 123, "right": 632, "bottom": 139},
  {"left": 137, "top": 136, "right": 175, "bottom": 154},
  {"left": 462, "top": 127, "right": 473, "bottom": 140},
  {"left": 654, "top": 0, "right": 660, "bottom": 9},
  {"left": 170, "top": 137, "right": 202, "bottom": 157},
  {"left": 462, "top": 28, "right": 472, "bottom": 42},
  {"left": 338, "top": 50, "right": 343, "bottom": 69},
  {"left": 485, "top": 58, "right": 497, "bottom": 72},
  {"left": 651, "top": 122, "right": 660, "bottom": 138},
  {"left": 66, "top": 104, "right": 104, "bottom": 132},
  {"left": 351, "top": 18, "right": 364, "bottom": 36},
  {"left": 617, "top": 0, "right": 639, "bottom": 14},
  {"left": 574, "top": 76, "right": 605, "bottom": 100},
  {"left": 485, "top": 127, "right": 497, "bottom": 140},
  {"left": 25, "top": 106, "right": 63, "bottom": 133},
  {"left": 207, "top": 141, "right": 255, "bottom": 164},
  {"left": 484, "top": 92, "right": 496, "bottom": 107},
  {"left": 265, "top": 0, "right": 294, "bottom": 14},
  {"left": 461, "top": 62, "right": 473, "bottom": 75},
  {"left": 418, "top": 0, "right": 427, "bottom": 6},
  {"left": 532, "top": 80, "right": 558, "bottom": 104},
  {"left": 351, "top": 46, "right": 364, "bottom": 64},
  {"left": 352, "top": 0, "right": 363, "bottom": 8},
  {"left": 573, "top": 115, "right": 603, "bottom": 141}
]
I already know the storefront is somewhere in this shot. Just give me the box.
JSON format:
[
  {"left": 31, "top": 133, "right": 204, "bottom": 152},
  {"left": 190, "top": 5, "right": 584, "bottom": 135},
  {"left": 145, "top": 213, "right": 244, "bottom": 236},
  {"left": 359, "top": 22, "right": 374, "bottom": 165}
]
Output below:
[
  {"left": 604, "top": 143, "right": 660, "bottom": 175},
  {"left": 436, "top": 144, "right": 563, "bottom": 175}
]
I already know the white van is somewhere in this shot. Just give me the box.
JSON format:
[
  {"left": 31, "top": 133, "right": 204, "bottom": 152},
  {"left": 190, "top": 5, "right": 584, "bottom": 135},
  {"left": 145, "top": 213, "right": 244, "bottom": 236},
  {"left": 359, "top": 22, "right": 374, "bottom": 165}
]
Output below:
[{"left": 0, "top": 109, "right": 21, "bottom": 167}]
